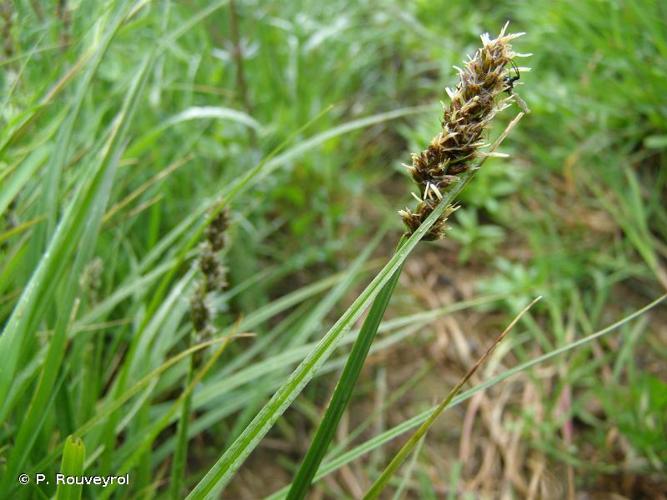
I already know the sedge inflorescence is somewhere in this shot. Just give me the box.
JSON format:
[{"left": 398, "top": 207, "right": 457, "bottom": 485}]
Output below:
[
  {"left": 400, "top": 24, "right": 526, "bottom": 240},
  {"left": 190, "top": 209, "right": 229, "bottom": 335}
]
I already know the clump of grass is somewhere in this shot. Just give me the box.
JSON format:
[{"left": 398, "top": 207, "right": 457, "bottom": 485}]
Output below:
[{"left": 3, "top": 3, "right": 666, "bottom": 497}]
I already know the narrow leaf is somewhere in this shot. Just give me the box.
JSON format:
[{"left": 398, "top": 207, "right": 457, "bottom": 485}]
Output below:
[{"left": 55, "top": 436, "right": 86, "bottom": 500}]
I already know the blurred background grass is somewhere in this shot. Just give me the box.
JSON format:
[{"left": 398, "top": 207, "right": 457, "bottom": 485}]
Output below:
[{"left": 1, "top": 0, "right": 666, "bottom": 498}]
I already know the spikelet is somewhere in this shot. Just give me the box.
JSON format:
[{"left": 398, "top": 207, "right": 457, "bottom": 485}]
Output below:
[
  {"left": 400, "top": 24, "right": 526, "bottom": 240},
  {"left": 190, "top": 209, "right": 229, "bottom": 334}
]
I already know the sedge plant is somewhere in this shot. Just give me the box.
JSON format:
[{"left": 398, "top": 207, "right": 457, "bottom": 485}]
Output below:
[
  {"left": 285, "top": 24, "right": 530, "bottom": 499},
  {"left": 187, "top": 23, "right": 530, "bottom": 498}
]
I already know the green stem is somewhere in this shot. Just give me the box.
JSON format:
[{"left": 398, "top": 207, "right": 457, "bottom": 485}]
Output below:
[
  {"left": 169, "top": 338, "right": 196, "bottom": 499},
  {"left": 286, "top": 236, "right": 408, "bottom": 500}
]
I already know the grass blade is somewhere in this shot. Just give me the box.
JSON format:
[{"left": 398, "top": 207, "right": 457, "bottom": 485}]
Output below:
[
  {"left": 55, "top": 436, "right": 86, "bottom": 500},
  {"left": 392, "top": 435, "right": 426, "bottom": 500},
  {"left": 169, "top": 351, "right": 196, "bottom": 499},
  {"left": 286, "top": 237, "right": 406, "bottom": 500}
]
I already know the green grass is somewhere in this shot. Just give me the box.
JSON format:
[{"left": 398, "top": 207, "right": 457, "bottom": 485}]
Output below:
[
  {"left": 1, "top": 0, "right": 666, "bottom": 498},
  {"left": 55, "top": 436, "right": 86, "bottom": 500}
]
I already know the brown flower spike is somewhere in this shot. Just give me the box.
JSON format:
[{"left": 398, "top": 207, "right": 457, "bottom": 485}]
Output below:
[{"left": 400, "top": 24, "right": 527, "bottom": 240}]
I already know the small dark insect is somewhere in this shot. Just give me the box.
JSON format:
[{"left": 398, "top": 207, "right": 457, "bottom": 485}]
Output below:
[
  {"left": 503, "top": 60, "right": 520, "bottom": 94},
  {"left": 502, "top": 60, "right": 530, "bottom": 113}
]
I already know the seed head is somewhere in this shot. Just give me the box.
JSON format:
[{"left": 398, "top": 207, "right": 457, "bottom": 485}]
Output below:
[
  {"left": 190, "top": 283, "right": 210, "bottom": 333},
  {"left": 205, "top": 209, "right": 229, "bottom": 252},
  {"left": 401, "top": 24, "right": 526, "bottom": 239},
  {"left": 399, "top": 203, "right": 457, "bottom": 241},
  {"left": 189, "top": 208, "right": 230, "bottom": 334}
]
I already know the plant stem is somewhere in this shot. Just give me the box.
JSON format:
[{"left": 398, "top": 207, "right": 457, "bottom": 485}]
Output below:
[{"left": 169, "top": 333, "right": 196, "bottom": 499}]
